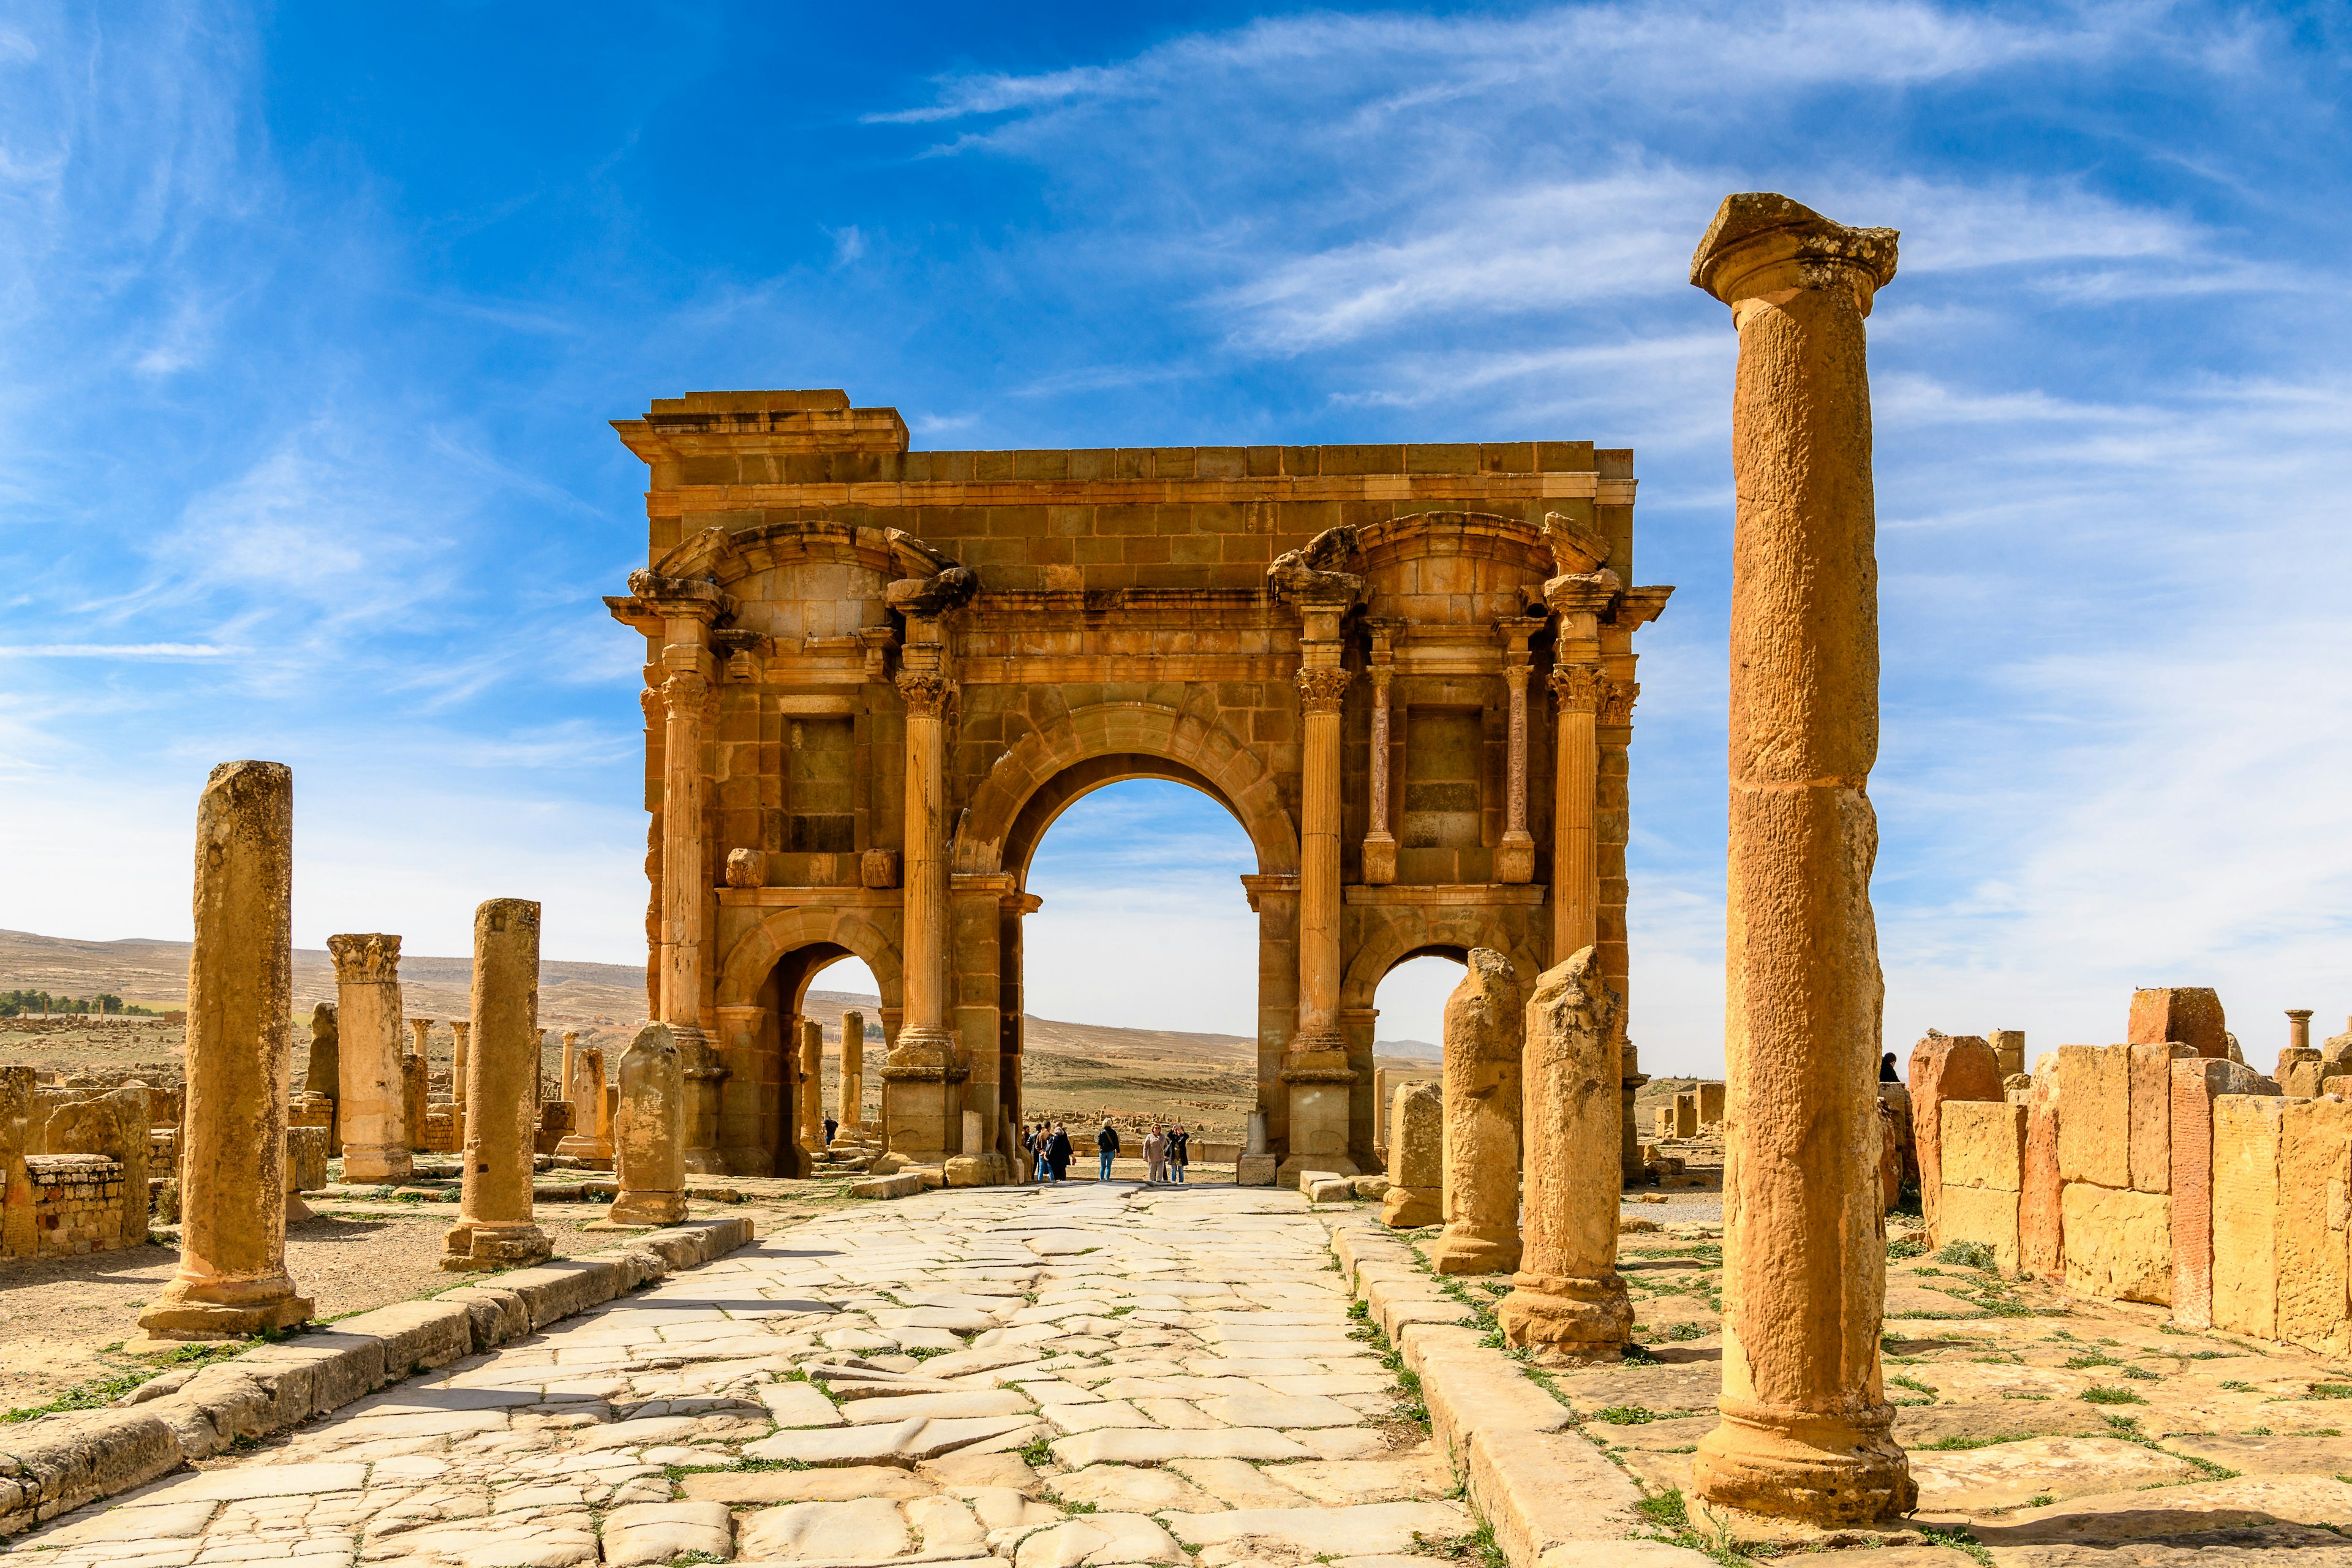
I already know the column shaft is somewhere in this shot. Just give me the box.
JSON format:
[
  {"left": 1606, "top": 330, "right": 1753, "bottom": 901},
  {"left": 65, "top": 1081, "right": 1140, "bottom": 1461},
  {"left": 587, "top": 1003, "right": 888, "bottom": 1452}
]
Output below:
[
  {"left": 444, "top": 899, "right": 549, "bottom": 1270},
  {"left": 1363, "top": 667, "right": 1395, "bottom": 885},
  {"left": 1295, "top": 668, "right": 1349, "bottom": 1044},
  {"left": 660, "top": 671, "right": 710, "bottom": 1030},
  {"left": 334, "top": 934, "right": 410, "bottom": 1183},
  {"left": 841, "top": 1012, "right": 866, "bottom": 1128},
  {"left": 1689, "top": 192, "right": 1911, "bottom": 1526},
  {"left": 139, "top": 761, "right": 312, "bottom": 1340},
  {"left": 1551, "top": 667, "right": 1602, "bottom": 962},
  {"left": 1428, "top": 948, "right": 1523, "bottom": 1275},
  {"left": 608, "top": 1022, "right": 688, "bottom": 1225}
]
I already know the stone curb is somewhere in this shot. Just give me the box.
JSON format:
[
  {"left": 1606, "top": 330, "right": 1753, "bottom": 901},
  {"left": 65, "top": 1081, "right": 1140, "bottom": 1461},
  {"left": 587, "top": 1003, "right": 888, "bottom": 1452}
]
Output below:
[
  {"left": 0, "top": 1215, "right": 755, "bottom": 1537},
  {"left": 1321, "top": 1217, "right": 1708, "bottom": 1568}
]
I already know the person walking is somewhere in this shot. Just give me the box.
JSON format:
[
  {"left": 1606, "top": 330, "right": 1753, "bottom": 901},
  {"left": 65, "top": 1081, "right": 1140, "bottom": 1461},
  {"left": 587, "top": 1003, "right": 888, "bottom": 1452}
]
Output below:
[
  {"left": 1096, "top": 1118, "right": 1121, "bottom": 1182},
  {"left": 1049, "top": 1123, "right": 1073, "bottom": 1183},
  {"left": 823, "top": 1115, "right": 838, "bottom": 1145},
  {"left": 1168, "top": 1123, "right": 1189, "bottom": 1185},
  {"left": 1144, "top": 1124, "right": 1168, "bottom": 1185}
]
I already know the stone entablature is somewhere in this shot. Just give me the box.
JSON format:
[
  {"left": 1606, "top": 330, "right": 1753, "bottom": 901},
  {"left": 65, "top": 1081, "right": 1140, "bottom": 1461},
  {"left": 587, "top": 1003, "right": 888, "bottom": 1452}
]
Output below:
[{"left": 609, "top": 389, "right": 1670, "bottom": 1180}]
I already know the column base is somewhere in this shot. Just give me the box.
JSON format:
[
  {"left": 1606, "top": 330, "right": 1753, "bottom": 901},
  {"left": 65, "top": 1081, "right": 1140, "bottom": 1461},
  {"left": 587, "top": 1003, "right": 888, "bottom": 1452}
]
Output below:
[
  {"left": 1362, "top": 835, "right": 1396, "bottom": 885},
  {"left": 682, "top": 1148, "right": 728, "bottom": 1175},
  {"left": 1496, "top": 1269, "right": 1633, "bottom": 1359},
  {"left": 944, "top": 1152, "right": 1006, "bottom": 1188},
  {"left": 554, "top": 1136, "right": 614, "bottom": 1164},
  {"left": 135, "top": 1284, "right": 314, "bottom": 1343},
  {"left": 1495, "top": 834, "right": 1536, "bottom": 884},
  {"left": 1379, "top": 1185, "right": 1441, "bottom": 1228},
  {"left": 285, "top": 1193, "right": 316, "bottom": 1224},
  {"left": 343, "top": 1147, "right": 412, "bottom": 1183},
  {"left": 595, "top": 1191, "right": 688, "bottom": 1227},
  {"left": 440, "top": 1219, "right": 552, "bottom": 1272},
  {"left": 1236, "top": 1155, "right": 1279, "bottom": 1187},
  {"left": 1276, "top": 1153, "right": 1359, "bottom": 1188},
  {"left": 1692, "top": 1400, "right": 1917, "bottom": 1526},
  {"left": 1428, "top": 1224, "right": 1522, "bottom": 1275}
]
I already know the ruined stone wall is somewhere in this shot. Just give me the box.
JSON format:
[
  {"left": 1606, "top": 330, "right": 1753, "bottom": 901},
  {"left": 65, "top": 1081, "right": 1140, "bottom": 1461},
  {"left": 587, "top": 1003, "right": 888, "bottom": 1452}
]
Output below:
[{"left": 24, "top": 1153, "right": 125, "bottom": 1256}]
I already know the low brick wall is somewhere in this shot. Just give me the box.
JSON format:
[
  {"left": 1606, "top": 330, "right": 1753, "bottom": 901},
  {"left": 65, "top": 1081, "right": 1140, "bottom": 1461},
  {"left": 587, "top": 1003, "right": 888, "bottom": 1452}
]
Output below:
[{"left": 24, "top": 1155, "right": 124, "bottom": 1257}]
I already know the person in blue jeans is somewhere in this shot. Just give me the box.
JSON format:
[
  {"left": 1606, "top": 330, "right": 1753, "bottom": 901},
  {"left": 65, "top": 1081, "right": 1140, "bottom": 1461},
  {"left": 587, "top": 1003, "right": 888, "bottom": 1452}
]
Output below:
[{"left": 1096, "top": 1119, "right": 1121, "bottom": 1180}]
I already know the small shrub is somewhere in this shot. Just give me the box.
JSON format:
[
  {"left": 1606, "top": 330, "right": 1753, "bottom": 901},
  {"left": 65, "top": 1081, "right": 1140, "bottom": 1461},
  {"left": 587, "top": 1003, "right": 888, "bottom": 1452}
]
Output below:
[
  {"left": 2119, "top": 1365, "right": 2159, "bottom": 1381},
  {"left": 2082, "top": 1385, "right": 2146, "bottom": 1406},
  {"left": 1888, "top": 1237, "right": 1926, "bottom": 1260},
  {"left": 1596, "top": 1406, "right": 1659, "bottom": 1425},
  {"left": 1936, "top": 1240, "right": 1998, "bottom": 1271},
  {"left": 2309, "top": 1384, "right": 2352, "bottom": 1400}
]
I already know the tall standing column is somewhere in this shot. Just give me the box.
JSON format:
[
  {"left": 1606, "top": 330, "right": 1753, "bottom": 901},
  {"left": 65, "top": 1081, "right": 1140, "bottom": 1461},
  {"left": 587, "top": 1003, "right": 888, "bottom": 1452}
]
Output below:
[
  {"left": 443, "top": 899, "right": 551, "bottom": 1270},
  {"left": 1550, "top": 665, "right": 1604, "bottom": 960},
  {"left": 138, "top": 761, "right": 312, "bottom": 1341},
  {"left": 451, "top": 1019, "right": 472, "bottom": 1145},
  {"left": 800, "top": 1020, "right": 825, "bottom": 1147},
  {"left": 884, "top": 662, "right": 967, "bottom": 1164},
  {"left": 333, "top": 933, "right": 410, "bottom": 1182},
  {"left": 1689, "top": 192, "right": 1912, "bottom": 1526},
  {"left": 1280, "top": 661, "right": 1358, "bottom": 1180},
  {"left": 1496, "top": 619, "right": 1542, "bottom": 883},
  {"left": 560, "top": 1030, "right": 578, "bottom": 1109},
  {"left": 841, "top": 1011, "right": 866, "bottom": 1129},
  {"left": 1499, "top": 946, "right": 1631, "bottom": 1357}
]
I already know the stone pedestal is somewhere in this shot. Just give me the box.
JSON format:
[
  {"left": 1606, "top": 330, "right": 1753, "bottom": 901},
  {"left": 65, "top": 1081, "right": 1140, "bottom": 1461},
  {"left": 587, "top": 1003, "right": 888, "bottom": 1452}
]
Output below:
[
  {"left": 137, "top": 761, "right": 314, "bottom": 1342},
  {"left": 1687, "top": 192, "right": 1914, "bottom": 1526},
  {"left": 603, "top": 1022, "right": 688, "bottom": 1227},
  {"left": 557, "top": 1047, "right": 613, "bottom": 1166},
  {"left": 1499, "top": 948, "right": 1632, "bottom": 1358},
  {"left": 332, "top": 933, "right": 409, "bottom": 1183},
  {"left": 443, "top": 900, "right": 551, "bottom": 1271},
  {"left": 1428, "top": 948, "right": 1524, "bottom": 1275},
  {"left": 1379, "top": 1081, "right": 1443, "bottom": 1228}
]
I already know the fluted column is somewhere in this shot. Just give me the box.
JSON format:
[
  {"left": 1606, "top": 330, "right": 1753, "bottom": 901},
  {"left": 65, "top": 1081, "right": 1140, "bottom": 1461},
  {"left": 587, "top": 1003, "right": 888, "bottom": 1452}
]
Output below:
[
  {"left": 659, "top": 668, "right": 713, "bottom": 1036},
  {"left": 884, "top": 660, "right": 967, "bottom": 1164},
  {"left": 1689, "top": 191, "right": 1912, "bottom": 1527},
  {"left": 1550, "top": 665, "right": 1604, "bottom": 960},
  {"left": 1280, "top": 660, "right": 1357, "bottom": 1180}
]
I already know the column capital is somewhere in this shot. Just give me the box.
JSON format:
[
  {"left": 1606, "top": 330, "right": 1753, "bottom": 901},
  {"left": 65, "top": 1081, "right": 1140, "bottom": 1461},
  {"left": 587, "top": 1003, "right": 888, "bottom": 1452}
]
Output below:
[
  {"left": 1599, "top": 678, "right": 1640, "bottom": 728},
  {"left": 1295, "top": 666, "right": 1354, "bottom": 714},
  {"left": 897, "top": 670, "right": 954, "bottom": 716},
  {"left": 1691, "top": 192, "right": 1899, "bottom": 315},
  {"left": 327, "top": 932, "right": 401, "bottom": 982},
  {"left": 1549, "top": 664, "right": 1607, "bottom": 714}
]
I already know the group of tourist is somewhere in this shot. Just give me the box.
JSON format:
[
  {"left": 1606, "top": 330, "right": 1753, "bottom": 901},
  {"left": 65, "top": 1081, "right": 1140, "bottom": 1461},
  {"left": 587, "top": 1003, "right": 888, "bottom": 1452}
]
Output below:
[{"left": 1017, "top": 1118, "right": 1199, "bottom": 1184}]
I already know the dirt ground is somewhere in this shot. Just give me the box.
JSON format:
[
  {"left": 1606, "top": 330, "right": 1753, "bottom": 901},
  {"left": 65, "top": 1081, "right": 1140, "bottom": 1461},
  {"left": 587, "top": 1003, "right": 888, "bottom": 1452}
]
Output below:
[{"left": 0, "top": 1187, "right": 859, "bottom": 1419}]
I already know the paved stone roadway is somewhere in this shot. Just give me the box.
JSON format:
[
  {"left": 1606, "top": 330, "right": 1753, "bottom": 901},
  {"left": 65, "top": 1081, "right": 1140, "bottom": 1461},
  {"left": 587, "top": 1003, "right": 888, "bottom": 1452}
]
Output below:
[{"left": 6, "top": 1185, "right": 1469, "bottom": 1568}]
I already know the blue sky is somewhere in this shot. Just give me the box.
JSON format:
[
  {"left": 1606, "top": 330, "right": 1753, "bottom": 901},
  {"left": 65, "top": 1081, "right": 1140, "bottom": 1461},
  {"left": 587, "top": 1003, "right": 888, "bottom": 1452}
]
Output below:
[{"left": 2, "top": 1, "right": 2348, "bottom": 1074}]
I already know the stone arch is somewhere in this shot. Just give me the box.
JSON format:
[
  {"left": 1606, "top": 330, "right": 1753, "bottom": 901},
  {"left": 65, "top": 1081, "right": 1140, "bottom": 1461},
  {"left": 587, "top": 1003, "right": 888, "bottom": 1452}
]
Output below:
[
  {"left": 954, "top": 703, "right": 1300, "bottom": 878},
  {"left": 717, "top": 906, "right": 904, "bottom": 1011},
  {"left": 1341, "top": 917, "right": 1543, "bottom": 1014}
]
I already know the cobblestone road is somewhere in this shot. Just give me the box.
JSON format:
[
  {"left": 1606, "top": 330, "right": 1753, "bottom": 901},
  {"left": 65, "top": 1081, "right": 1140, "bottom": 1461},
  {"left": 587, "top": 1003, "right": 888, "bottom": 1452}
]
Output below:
[{"left": 5, "top": 1185, "right": 1468, "bottom": 1568}]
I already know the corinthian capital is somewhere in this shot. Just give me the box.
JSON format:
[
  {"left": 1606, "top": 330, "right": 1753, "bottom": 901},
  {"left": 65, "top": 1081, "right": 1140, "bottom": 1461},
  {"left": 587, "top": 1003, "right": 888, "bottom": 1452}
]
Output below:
[
  {"left": 661, "top": 669, "right": 711, "bottom": 719},
  {"left": 897, "top": 671, "right": 953, "bottom": 717},
  {"left": 1600, "top": 678, "right": 1639, "bottom": 728},
  {"left": 327, "top": 932, "right": 402, "bottom": 982},
  {"left": 1295, "top": 666, "right": 1354, "bottom": 714},
  {"left": 1549, "top": 664, "right": 1607, "bottom": 714}
]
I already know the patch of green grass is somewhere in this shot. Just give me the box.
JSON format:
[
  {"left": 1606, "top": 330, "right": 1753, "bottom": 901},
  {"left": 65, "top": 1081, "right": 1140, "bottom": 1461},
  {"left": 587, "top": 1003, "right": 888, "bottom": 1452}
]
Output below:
[
  {"left": 2221, "top": 1380, "right": 2255, "bottom": 1392},
  {"left": 1921, "top": 1523, "right": 1994, "bottom": 1566},
  {"left": 1633, "top": 1491, "right": 1686, "bottom": 1528},
  {"left": 1596, "top": 1406, "right": 1660, "bottom": 1425},
  {"left": 1937, "top": 1240, "right": 1999, "bottom": 1271},
  {"left": 902, "top": 1346, "right": 950, "bottom": 1362},
  {"left": 2000, "top": 1392, "right": 2051, "bottom": 1401},
  {"left": 2027, "top": 1493, "right": 2054, "bottom": 1507},
  {"left": 2309, "top": 1384, "right": 2352, "bottom": 1400},
  {"left": 1888, "top": 1237, "right": 1926, "bottom": 1260},
  {"left": 1660, "top": 1322, "right": 1708, "bottom": 1342},
  {"left": 1019, "top": 1437, "right": 1055, "bottom": 1466},
  {"left": 1, "top": 1337, "right": 255, "bottom": 1423},
  {"left": 1057, "top": 1499, "right": 1098, "bottom": 1514},
  {"left": 2082, "top": 1384, "right": 2147, "bottom": 1406},
  {"left": 1890, "top": 1373, "right": 1939, "bottom": 1396},
  {"left": 1348, "top": 1298, "right": 1369, "bottom": 1321},
  {"left": 1619, "top": 1342, "right": 1660, "bottom": 1365},
  {"left": 2119, "top": 1365, "right": 2159, "bottom": 1381},
  {"left": 2064, "top": 1352, "right": 2119, "bottom": 1370}
]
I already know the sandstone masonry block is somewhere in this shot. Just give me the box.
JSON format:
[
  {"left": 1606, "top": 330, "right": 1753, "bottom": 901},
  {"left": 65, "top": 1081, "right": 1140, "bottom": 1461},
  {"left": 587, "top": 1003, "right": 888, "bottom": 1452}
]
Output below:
[
  {"left": 2172, "top": 1060, "right": 2277, "bottom": 1330},
  {"left": 2128, "top": 1042, "right": 2188, "bottom": 1194},
  {"left": 1909, "top": 1032, "right": 2004, "bottom": 1240},
  {"left": 2060, "top": 1183, "right": 2171, "bottom": 1305},
  {"left": 2212, "top": 1095, "right": 2286, "bottom": 1339},
  {"left": 2276, "top": 1096, "right": 2352, "bottom": 1354},
  {"left": 1937, "top": 1185, "right": 2020, "bottom": 1275},
  {"left": 2055, "top": 1045, "right": 2130, "bottom": 1189},
  {"left": 1940, "top": 1100, "right": 2024, "bottom": 1192}
]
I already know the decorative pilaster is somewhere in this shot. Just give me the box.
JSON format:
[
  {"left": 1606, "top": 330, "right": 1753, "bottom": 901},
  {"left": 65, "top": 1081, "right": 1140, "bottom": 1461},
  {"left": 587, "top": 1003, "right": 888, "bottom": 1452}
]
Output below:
[
  {"left": 1362, "top": 622, "right": 1400, "bottom": 886},
  {"left": 1689, "top": 191, "right": 1912, "bottom": 1528},
  {"left": 1497, "top": 617, "right": 1544, "bottom": 884},
  {"left": 331, "top": 933, "right": 409, "bottom": 1183},
  {"left": 883, "top": 661, "right": 970, "bottom": 1164}
]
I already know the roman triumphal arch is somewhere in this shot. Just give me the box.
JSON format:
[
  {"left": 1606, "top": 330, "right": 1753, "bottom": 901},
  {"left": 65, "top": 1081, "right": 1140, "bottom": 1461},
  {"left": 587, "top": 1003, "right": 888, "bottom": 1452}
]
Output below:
[{"left": 605, "top": 389, "right": 1671, "bottom": 1185}]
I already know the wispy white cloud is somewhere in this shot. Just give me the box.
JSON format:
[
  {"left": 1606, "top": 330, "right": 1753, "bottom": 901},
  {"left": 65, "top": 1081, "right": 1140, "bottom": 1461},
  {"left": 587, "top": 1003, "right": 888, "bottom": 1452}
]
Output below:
[{"left": 0, "top": 642, "right": 228, "bottom": 657}]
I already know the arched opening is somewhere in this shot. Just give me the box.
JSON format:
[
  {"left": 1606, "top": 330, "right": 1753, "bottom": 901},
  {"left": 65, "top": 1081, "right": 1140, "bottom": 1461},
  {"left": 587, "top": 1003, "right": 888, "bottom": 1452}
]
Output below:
[
  {"left": 1368, "top": 949, "right": 1465, "bottom": 1164},
  {"left": 1014, "top": 776, "right": 1262, "bottom": 1171}
]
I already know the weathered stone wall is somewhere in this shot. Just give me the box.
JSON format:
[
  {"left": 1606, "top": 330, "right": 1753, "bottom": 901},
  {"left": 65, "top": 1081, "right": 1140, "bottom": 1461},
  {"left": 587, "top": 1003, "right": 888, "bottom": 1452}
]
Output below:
[{"left": 23, "top": 1153, "right": 124, "bottom": 1256}]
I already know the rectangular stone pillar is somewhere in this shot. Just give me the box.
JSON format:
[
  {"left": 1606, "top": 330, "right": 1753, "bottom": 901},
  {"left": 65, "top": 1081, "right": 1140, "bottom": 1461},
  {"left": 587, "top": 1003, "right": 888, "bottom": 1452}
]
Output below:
[
  {"left": 332, "top": 934, "right": 409, "bottom": 1183},
  {"left": 2212, "top": 1095, "right": 2285, "bottom": 1338},
  {"left": 2277, "top": 1096, "right": 2352, "bottom": 1351},
  {"left": 137, "top": 761, "right": 312, "bottom": 1341},
  {"left": 2171, "top": 1058, "right": 2274, "bottom": 1329},
  {"left": 558, "top": 1047, "right": 612, "bottom": 1166},
  {"left": 840, "top": 1011, "right": 865, "bottom": 1130},
  {"left": 443, "top": 899, "right": 550, "bottom": 1270},
  {"left": 605, "top": 1022, "right": 687, "bottom": 1226},
  {"left": 2019, "top": 1066, "right": 2064, "bottom": 1280},
  {"left": 2128, "top": 987, "right": 2227, "bottom": 1061}
]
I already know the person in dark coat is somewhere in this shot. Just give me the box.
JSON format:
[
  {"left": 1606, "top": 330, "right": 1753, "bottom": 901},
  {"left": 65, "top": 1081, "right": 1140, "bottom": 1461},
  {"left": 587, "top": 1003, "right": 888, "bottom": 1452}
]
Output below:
[
  {"left": 1048, "top": 1123, "right": 1074, "bottom": 1182},
  {"left": 1096, "top": 1119, "right": 1121, "bottom": 1181}
]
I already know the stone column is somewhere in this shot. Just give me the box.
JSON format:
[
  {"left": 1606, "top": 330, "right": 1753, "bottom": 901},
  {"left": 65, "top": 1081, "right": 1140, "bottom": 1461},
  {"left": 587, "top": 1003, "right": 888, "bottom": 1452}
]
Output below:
[
  {"left": 605, "top": 1022, "right": 687, "bottom": 1226},
  {"left": 1499, "top": 946, "right": 1631, "bottom": 1357},
  {"left": 1429, "top": 948, "right": 1524, "bottom": 1275},
  {"left": 1496, "top": 619, "right": 1542, "bottom": 884},
  {"left": 1362, "top": 628, "right": 1397, "bottom": 886},
  {"left": 841, "top": 1011, "right": 867, "bottom": 1130},
  {"left": 560, "top": 1030, "right": 578, "bottom": 1106},
  {"left": 443, "top": 899, "right": 551, "bottom": 1270},
  {"left": 138, "top": 761, "right": 313, "bottom": 1341},
  {"left": 2290, "top": 1010, "right": 2315, "bottom": 1057},
  {"left": 304, "top": 1001, "right": 341, "bottom": 1155},
  {"left": 1379, "top": 1082, "right": 1442, "bottom": 1227},
  {"left": 558, "top": 1047, "right": 612, "bottom": 1164},
  {"left": 451, "top": 1020, "right": 472, "bottom": 1144},
  {"left": 800, "top": 1019, "right": 825, "bottom": 1148},
  {"left": 1549, "top": 665, "right": 1604, "bottom": 962},
  {"left": 1689, "top": 192, "right": 1913, "bottom": 1526},
  {"left": 333, "top": 934, "right": 409, "bottom": 1182},
  {"left": 1280, "top": 660, "right": 1358, "bottom": 1182},
  {"left": 883, "top": 663, "right": 967, "bottom": 1164}
]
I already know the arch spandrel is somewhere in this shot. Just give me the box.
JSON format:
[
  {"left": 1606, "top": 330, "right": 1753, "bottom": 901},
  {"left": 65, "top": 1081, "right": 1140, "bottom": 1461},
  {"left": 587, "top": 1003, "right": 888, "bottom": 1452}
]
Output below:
[{"left": 954, "top": 701, "right": 1300, "bottom": 878}]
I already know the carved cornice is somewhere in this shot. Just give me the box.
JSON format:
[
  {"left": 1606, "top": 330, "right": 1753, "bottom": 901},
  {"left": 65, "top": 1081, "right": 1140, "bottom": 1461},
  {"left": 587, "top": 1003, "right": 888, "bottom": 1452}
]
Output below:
[
  {"left": 625, "top": 570, "right": 734, "bottom": 622},
  {"left": 1549, "top": 664, "right": 1607, "bottom": 714},
  {"left": 1543, "top": 568, "right": 1623, "bottom": 620},
  {"left": 1610, "top": 585, "right": 1675, "bottom": 633},
  {"left": 1540, "top": 511, "right": 1611, "bottom": 575},
  {"left": 1600, "top": 678, "right": 1640, "bottom": 728},
  {"left": 327, "top": 932, "right": 401, "bottom": 982},
  {"left": 1267, "top": 524, "right": 1365, "bottom": 611},
  {"left": 897, "top": 671, "right": 954, "bottom": 717},
  {"left": 1295, "top": 666, "right": 1354, "bottom": 714}
]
